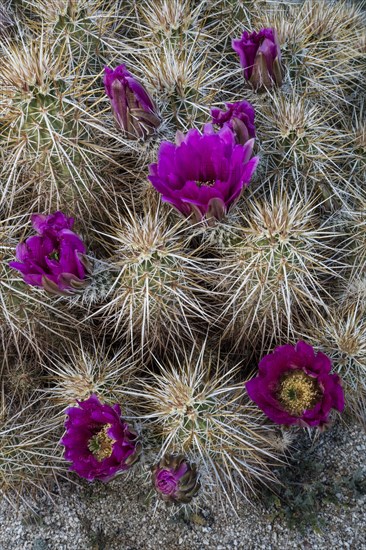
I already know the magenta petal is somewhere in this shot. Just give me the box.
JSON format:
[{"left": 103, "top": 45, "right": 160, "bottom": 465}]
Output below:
[
  {"left": 61, "top": 394, "right": 139, "bottom": 481},
  {"left": 31, "top": 211, "right": 74, "bottom": 235},
  {"left": 232, "top": 27, "right": 282, "bottom": 89},
  {"left": 155, "top": 142, "right": 177, "bottom": 179},
  {"left": 258, "top": 37, "right": 277, "bottom": 71},
  {"left": 31, "top": 214, "right": 48, "bottom": 233},
  {"left": 148, "top": 123, "right": 257, "bottom": 221},
  {"left": 9, "top": 212, "right": 87, "bottom": 293},
  {"left": 241, "top": 155, "right": 259, "bottom": 181},
  {"left": 174, "top": 143, "right": 201, "bottom": 182},
  {"left": 246, "top": 341, "right": 345, "bottom": 427},
  {"left": 148, "top": 175, "right": 176, "bottom": 196},
  {"left": 22, "top": 236, "right": 53, "bottom": 263},
  {"left": 162, "top": 196, "right": 191, "bottom": 217},
  {"left": 9, "top": 260, "right": 32, "bottom": 275},
  {"left": 14, "top": 242, "right": 31, "bottom": 262},
  {"left": 328, "top": 375, "right": 345, "bottom": 412},
  {"left": 127, "top": 76, "right": 155, "bottom": 112},
  {"left": 311, "top": 351, "right": 332, "bottom": 375},
  {"left": 22, "top": 273, "right": 44, "bottom": 286}
]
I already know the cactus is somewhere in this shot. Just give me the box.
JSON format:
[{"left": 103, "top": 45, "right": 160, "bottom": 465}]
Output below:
[
  {"left": 42, "top": 335, "right": 140, "bottom": 409},
  {"left": 211, "top": 187, "right": 342, "bottom": 352},
  {"left": 125, "top": 341, "right": 288, "bottom": 505},
  {"left": 254, "top": 0, "right": 365, "bottom": 101},
  {"left": 18, "top": 0, "right": 114, "bottom": 70},
  {"left": 303, "top": 300, "right": 366, "bottom": 424},
  {"left": 0, "top": 0, "right": 365, "bottom": 510},
  {"left": 92, "top": 202, "right": 214, "bottom": 350},
  {"left": 0, "top": 393, "right": 64, "bottom": 506},
  {"left": 0, "top": 33, "right": 119, "bottom": 216}
]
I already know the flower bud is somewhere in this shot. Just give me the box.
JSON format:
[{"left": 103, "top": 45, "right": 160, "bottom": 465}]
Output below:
[
  {"left": 152, "top": 454, "right": 200, "bottom": 504},
  {"left": 232, "top": 28, "right": 283, "bottom": 92},
  {"left": 104, "top": 64, "right": 160, "bottom": 140},
  {"left": 211, "top": 100, "right": 256, "bottom": 145}
]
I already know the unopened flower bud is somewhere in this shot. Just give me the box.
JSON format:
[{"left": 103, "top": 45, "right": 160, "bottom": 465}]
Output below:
[
  {"left": 104, "top": 64, "right": 160, "bottom": 140},
  {"left": 152, "top": 454, "right": 200, "bottom": 504},
  {"left": 232, "top": 28, "right": 283, "bottom": 92},
  {"left": 211, "top": 100, "right": 256, "bottom": 145}
]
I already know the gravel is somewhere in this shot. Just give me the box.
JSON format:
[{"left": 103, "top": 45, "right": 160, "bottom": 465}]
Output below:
[{"left": 0, "top": 422, "right": 365, "bottom": 550}]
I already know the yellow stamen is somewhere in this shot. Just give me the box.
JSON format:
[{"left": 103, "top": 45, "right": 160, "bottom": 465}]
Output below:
[
  {"left": 88, "top": 424, "right": 116, "bottom": 461},
  {"left": 278, "top": 370, "right": 321, "bottom": 416}
]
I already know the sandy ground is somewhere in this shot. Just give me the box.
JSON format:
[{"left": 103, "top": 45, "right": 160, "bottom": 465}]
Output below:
[{"left": 0, "top": 421, "right": 365, "bottom": 550}]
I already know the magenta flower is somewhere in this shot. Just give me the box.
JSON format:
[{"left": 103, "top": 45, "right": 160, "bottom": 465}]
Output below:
[
  {"left": 60, "top": 394, "right": 140, "bottom": 482},
  {"left": 232, "top": 28, "right": 283, "bottom": 91},
  {"left": 9, "top": 211, "right": 88, "bottom": 295},
  {"left": 246, "top": 341, "right": 345, "bottom": 428},
  {"left": 152, "top": 454, "right": 200, "bottom": 504},
  {"left": 104, "top": 64, "right": 160, "bottom": 139},
  {"left": 211, "top": 100, "right": 256, "bottom": 145},
  {"left": 148, "top": 123, "right": 259, "bottom": 223}
]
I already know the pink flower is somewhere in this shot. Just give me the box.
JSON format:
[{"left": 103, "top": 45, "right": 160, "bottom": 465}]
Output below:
[
  {"left": 152, "top": 454, "right": 200, "bottom": 503},
  {"left": 246, "top": 341, "right": 345, "bottom": 428},
  {"left": 9, "top": 212, "right": 88, "bottom": 295},
  {"left": 148, "top": 124, "right": 259, "bottom": 223},
  {"left": 60, "top": 394, "right": 140, "bottom": 481},
  {"left": 211, "top": 100, "right": 256, "bottom": 145},
  {"left": 104, "top": 64, "right": 160, "bottom": 139}
]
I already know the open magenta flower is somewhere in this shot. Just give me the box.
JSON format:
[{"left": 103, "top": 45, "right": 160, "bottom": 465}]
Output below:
[
  {"left": 232, "top": 28, "right": 283, "bottom": 91},
  {"left": 148, "top": 123, "right": 259, "bottom": 223},
  {"left": 60, "top": 394, "right": 140, "bottom": 482},
  {"left": 246, "top": 341, "right": 345, "bottom": 428},
  {"left": 9, "top": 211, "right": 88, "bottom": 295},
  {"left": 211, "top": 100, "right": 256, "bottom": 145},
  {"left": 152, "top": 454, "right": 200, "bottom": 504},
  {"left": 104, "top": 64, "right": 160, "bottom": 139}
]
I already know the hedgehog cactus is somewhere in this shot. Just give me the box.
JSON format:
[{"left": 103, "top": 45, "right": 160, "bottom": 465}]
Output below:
[
  {"left": 211, "top": 188, "right": 342, "bottom": 351},
  {"left": 0, "top": 393, "right": 64, "bottom": 504},
  {"left": 16, "top": 0, "right": 115, "bottom": 70},
  {"left": 126, "top": 342, "right": 288, "bottom": 502},
  {"left": 43, "top": 337, "right": 140, "bottom": 408},
  {"left": 92, "top": 203, "right": 214, "bottom": 350},
  {"left": 0, "top": 0, "right": 365, "bottom": 512},
  {"left": 0, "top": 35, "right": 117, "bottom": 216},
  {"left": 303, "top": 301, "right": 366, "bottom": 424}
]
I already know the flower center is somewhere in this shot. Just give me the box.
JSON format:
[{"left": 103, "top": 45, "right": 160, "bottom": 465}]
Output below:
[
  {"left": 277, "top": 370, "right": 321, "bottom": 416},
  {"left": 88, "top": 424, "right": 116, "bottom": 461},
  {"left": 194, "top": 180, "right": 215, "bottom": 187},
  {"left": 48, "top": 249, "right": 60, "bottom": 261}
]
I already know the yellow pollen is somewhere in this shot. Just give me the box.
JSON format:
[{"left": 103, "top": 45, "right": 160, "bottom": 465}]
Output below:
[
  {"left": 195, "top": 180, "right": 216, "bottom": 187},
  {"left": 277, "top": 370, "right": 321, "bottom": 416},
  {"left": 88, "top": 424, "right": 116, "bottom": 461}
]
